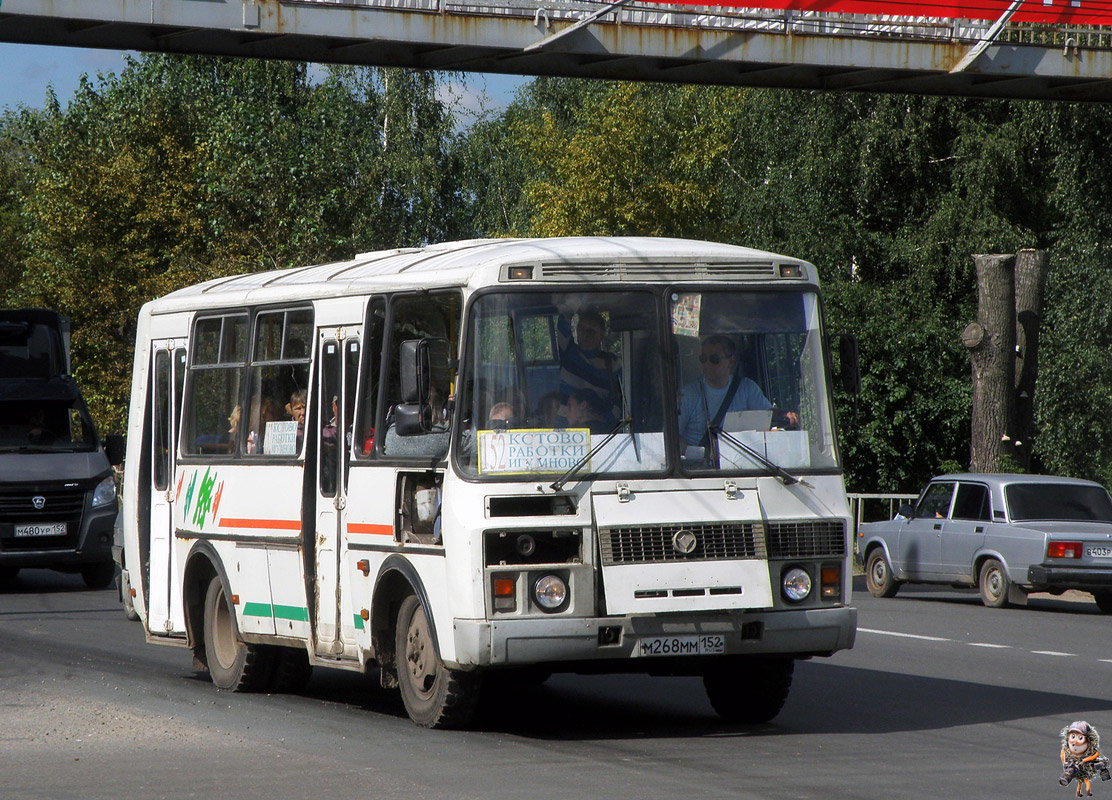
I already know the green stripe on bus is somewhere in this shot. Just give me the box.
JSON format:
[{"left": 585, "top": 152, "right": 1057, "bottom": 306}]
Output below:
[
  {"left": 243, "top": 602, "right": 309, "bottom": 622},
  {"left": 353, "top": 614, "right": 365, "bottom": 630}
]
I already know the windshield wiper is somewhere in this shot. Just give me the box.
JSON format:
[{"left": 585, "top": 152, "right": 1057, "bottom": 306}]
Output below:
[
  {"left": 710, "top": 427, "right": 810, "bottom": 487},
  {"left": 549, "top": 417, "right": 631, "bottom": 492}
]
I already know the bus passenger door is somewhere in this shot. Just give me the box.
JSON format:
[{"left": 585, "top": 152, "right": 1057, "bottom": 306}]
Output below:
[
  {"left": 148, "top": 342, "right": 185, "bottom": 634},
  {"left": 313, "top": 329, "right": 360, "bottom": 657}
]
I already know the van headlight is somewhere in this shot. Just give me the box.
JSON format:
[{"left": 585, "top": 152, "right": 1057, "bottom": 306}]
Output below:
[
  {"left": 782, "top": 567, "right": 812, "bottom": 602},
  {"left": 91, "top": 476, "right": 117, "bottom": 508},
  {"left": 533, "top": 574, "right": 568, "bottom": 611}
]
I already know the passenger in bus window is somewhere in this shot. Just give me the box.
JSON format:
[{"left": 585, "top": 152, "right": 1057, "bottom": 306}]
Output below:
[
  {"left": 535, "top": 391, "right": 565, "bottom": 429},
  {"left": 677, "top": 335, "right": 797, "bottom": 448},
  {"left": 563, "top": 388, "right": 610, "bottom": 435},
  {"left": 248, "top": 396, "right": 282, "bottom": 454},
  {"left": 487, "top": 401, "right": 516, "bottom": 430},
  {"left": 286, "top": 389, "right": 307, "bottom": 450},
  {"left": 556, "top": 308, "right": 620, "bottom": 422}
]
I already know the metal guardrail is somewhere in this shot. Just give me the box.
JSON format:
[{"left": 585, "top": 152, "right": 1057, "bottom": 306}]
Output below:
[{"left": 847, "top": 492, "right": 917, "bottom": 560}]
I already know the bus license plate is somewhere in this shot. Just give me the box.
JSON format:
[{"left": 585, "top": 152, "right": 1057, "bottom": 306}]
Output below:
[
  {"left": 13, "top": 522, "right": 67, "bottom": 537},
  {"left": 635, "top": 634, "right": 726, "bottom": 658},
  {"left": 1086, "top": 545, "right": 1112, "bottom": 559}
]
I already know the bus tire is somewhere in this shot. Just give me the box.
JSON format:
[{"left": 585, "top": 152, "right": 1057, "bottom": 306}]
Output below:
[
  {"left": 703, "top": 657, "right": 794, "bottom": 724},
  {"left": 395, "top": 593, "right": 480, "bottom": 729},
  {"left": 203, "top": 576, "right": 272, "bottom": 692},
  {"left": 269, "top": 646, "right": 313, "bottom": 693}
]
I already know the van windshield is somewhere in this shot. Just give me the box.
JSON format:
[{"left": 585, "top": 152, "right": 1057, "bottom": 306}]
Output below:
[{"left": 0, "top": 398, "right": 98, "bottom": 452}]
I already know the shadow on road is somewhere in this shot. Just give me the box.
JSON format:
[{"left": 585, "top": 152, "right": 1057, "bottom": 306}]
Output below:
[{"left": 274, "top": 656, "right": 1112, "bottom": 741}]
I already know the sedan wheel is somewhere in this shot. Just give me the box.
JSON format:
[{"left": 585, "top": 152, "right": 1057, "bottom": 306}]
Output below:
[
  {"left": 1093, "top": 591, "right": 1112, "bottom": 614},
  {"left": 979, "top": 558, "right": 1010, "bottom": 608},
  {"left": 865, "top": 549, "right": 900, "bottom": 598}
]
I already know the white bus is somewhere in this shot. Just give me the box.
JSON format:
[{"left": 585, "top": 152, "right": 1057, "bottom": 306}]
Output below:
[{"left": 121, "top": 237, "right": 859, "bottom": 728}]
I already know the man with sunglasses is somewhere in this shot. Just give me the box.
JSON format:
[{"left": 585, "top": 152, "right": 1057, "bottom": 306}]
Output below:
[{"left": 678, "top": 335, "right": 793, "bottom": 449}]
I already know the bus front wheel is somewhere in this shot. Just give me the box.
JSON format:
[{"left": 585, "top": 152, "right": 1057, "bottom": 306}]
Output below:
[
  {"left": 703, "top": 657, "right": 794, "bottom": 724},
  {"left": 202, "top": 576, "right": 271, "bottom": 692},
  {"left": 395, "top": 594, "right": 480, "bottom": 729}
]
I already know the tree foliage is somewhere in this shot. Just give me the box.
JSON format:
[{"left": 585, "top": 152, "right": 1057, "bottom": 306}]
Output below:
[
  {"left": 2, "top": 56, "right": 467, "bottom": 432},
  {"left": 5, "top": 58, "right": 1112, "bottom": 492}
]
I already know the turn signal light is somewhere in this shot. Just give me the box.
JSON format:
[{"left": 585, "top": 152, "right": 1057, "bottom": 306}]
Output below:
[
  {"left": 820, "top": 565, "right": 841, "bottom": 599},
  {"left": 493, "top": 575, "right": 517, "bottom": 612},
  {"left": 1047, "top": 541, "right": 1083, "bottom": 559}
]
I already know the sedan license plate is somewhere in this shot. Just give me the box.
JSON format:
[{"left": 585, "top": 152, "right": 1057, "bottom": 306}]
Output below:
[
  {"left": 13, "top": 522, "right": 67, "bottom": 537},
  {"left": 1086, "top": 545, "right": 1112, "bottom": 559},
  {"left": 635, "top": 634, "right": 725, "bottom": 658}
]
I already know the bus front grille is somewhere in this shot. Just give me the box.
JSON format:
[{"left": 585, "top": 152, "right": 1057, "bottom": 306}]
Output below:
[
  {"left": 598, "top": 522, "right": 766, "bottom": 565},
  {"left": 765, "top": 520, "right": 846, "bottom": 558}
]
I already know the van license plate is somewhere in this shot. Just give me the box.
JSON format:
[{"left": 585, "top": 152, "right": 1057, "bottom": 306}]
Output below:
[
  {"left": 14, "top": 522, "right": 66, "bottom": 537},
  {"left": 635, "top": 634, "right": 726, "bottom": 657}
]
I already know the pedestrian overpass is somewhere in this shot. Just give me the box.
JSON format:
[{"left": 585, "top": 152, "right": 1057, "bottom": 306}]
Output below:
[{"left": 2, "top": 0, "right": 1112, "bottom": 101}]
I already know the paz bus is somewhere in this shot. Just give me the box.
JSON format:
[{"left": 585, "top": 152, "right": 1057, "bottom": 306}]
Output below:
[{"left": 120, "top": 236, "right": 859, "bottom": 728}]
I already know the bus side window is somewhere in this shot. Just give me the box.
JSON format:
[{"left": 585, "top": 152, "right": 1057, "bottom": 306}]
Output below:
[
  {"left": 245, "top": 308, "right": 312, "bottom": 457},
  {"left": 183, "top": 314, "right": 247, "bottom": 456},
  {"left": 355, "top": 297, "right": 385, "bottom": 458},
  {"left": 381, "top": 292, "right": 460, "bottom": 459}
]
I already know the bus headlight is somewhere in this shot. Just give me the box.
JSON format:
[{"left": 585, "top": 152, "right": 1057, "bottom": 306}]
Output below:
[
  {"left": 533, "top": 574, "right": 568, "bottom": 611},
  {"left": 91, "top": 476, "right": 117, "bottom": 509},
  {"left": 782, "top": 568, "right": 812, "bottom": 602}
]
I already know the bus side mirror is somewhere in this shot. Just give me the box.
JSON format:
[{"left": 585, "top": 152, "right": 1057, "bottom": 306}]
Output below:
[
  {"left": 838, "top": 334, "right": 861, "bottom": 396},
  {"left": 398, "top": 338, "right": 450, "bottom": 435},
  {"left": 400, "top": 339, "right": 430, "bottom": 405},
  {"left": 104, "top": 434, "right": 125, "bottom": 466}
]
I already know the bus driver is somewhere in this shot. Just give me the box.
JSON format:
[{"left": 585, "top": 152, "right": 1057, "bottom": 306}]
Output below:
[{"left": 677, "top": 335, "right": 798, "bottom": 448}]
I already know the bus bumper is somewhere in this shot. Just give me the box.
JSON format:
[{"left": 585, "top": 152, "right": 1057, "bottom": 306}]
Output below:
[{"left": 450, "top": 606, "right": 857, "bottom": 669}]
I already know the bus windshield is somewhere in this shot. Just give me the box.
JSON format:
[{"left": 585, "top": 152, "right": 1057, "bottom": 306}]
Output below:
[
  {"left": 455, "top": 287, "right": 839, "bottom": 479},
  {"left": 456, "top": 290, "right": 667, "bottom": 478},
  {"left": 671, "top": 289, "right": 838, "bottom": 475}
]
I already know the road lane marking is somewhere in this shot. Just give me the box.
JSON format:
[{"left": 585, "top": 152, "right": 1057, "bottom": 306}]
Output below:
[
  {"left": 858, "top": 628, "right": 951, "bottom": 642},
  {"left": 1031, "top": 650, "right": 1076, "bottom": 657},
  {"left": 969, "top": 642, "right": 1012, "bottom": 648}
]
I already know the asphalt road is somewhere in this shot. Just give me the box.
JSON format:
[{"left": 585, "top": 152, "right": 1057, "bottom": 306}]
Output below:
[{"left": 2, "top": 570, "right": 1110, "bottom": 800}]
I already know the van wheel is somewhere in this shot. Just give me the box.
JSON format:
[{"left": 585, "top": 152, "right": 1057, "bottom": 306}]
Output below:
[
  {"left": 1093, "top": 591, "right": 1112, "bottom": 614},
  {"left": 703, "top": 657, "right": 794, "bottom": 723},
  {"left": 979, "top": 558, "right": 1010, "bottom": 608},
  {"left": 395, "top": 594, "right": 480, "bottom": 729},
  {"left": 202, "top": 576, "right": 272, "bottom": 691},
  {"left": 119, "top": 569, "right": 140, "bottom": 621},
  {"left": 865, "top": 549, "right": 900, "bottom": 598},
  {"left": 81, "top": 560, "right": 116, "bottom": 589}
]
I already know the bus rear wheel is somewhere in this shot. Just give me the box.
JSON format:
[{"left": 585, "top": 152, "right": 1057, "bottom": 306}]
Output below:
[
  {"left": 703, "top": 657, "right": 794, "bottom": 724},
  {"left": 395, "top": 594, "right": 480, "bottom": 729},
  {"left": 202, "top": 576, "right": 272, "bottom": 692}
]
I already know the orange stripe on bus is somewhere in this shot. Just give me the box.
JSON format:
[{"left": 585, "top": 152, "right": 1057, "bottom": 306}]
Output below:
[
  {"left": 218, "top": 517, "right": 302, "bottom": 531},
  {"left": 347, "top": 523, "right": 394, "bottom": 536}
]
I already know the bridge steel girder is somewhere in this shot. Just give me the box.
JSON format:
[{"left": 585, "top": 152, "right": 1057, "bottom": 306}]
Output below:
[{"left": 1, "top": 0, "right": 1111, "bottom": 101}]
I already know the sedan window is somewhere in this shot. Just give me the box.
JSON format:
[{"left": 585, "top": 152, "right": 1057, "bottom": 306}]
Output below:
[
  {"left": 952, "top": 483, "right": 991, "bottom": 521},
  {"left": 1006, "top": 483, "right": 1112, "bottom": 522},
  {"left": 916, "top": 482, "right": 955, "bottom": 518}
]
